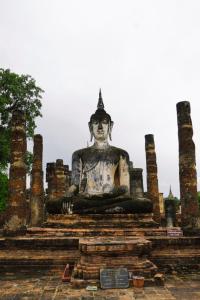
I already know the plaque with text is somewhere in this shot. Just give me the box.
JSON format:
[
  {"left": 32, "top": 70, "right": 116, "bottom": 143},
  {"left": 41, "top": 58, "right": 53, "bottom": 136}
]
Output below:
[
  {"left": 100, "top": 268, "right": 129, "bottom": 289},
  {"left": 167, "top": 228, "right": 183, "bottom": 237}
]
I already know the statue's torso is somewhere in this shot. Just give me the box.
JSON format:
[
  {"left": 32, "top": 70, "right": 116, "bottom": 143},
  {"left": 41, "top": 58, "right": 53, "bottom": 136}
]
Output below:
[{"left": 72, "top": 146, "right": 130, "bottom": 196}]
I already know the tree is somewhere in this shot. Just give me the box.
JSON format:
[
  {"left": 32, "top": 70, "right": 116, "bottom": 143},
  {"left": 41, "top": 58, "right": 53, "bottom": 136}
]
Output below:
[
  {"left": 0, "top": 68, "right": 44, "bottom": 211},
  {"left": 0, "top": 172, "right": 8, "bottom": 211},
  {"left": 0, "top": 68, "right": 43, "bottom": 137},
  {"left": 198, "top": 192, "right": 200, "bottom": 209}
]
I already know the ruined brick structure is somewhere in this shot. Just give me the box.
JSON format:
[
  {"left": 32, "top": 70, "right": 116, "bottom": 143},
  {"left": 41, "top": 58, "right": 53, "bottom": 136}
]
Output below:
[
  {"left": 159, "top": 193, "right": 164, "bottom": 214},
  {"left": 46, "top": 159, "right": 70, "bottom": 201},
  {"left": 145, "top": 134, "right": 161, "bottom": 223},
  {"left": 176, "top": 101, "right": 199, "bottom": 228},
  {"left": 4, "top": 110, "right": 27, "bottom": 234},
  {"left": 64, "top": 164, "right": 71, "bottom": 191},
  {"left": 129, "top": 163, "right": 144, "bottom": 198},
  {"left": 30, "top": 134, "right": 44, "bottom": 226}
]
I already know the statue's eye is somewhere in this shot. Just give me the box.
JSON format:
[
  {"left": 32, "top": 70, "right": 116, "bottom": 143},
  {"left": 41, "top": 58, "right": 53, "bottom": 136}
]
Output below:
[{"left": 102, "top": 119, "right": 108, "bottom": 124}]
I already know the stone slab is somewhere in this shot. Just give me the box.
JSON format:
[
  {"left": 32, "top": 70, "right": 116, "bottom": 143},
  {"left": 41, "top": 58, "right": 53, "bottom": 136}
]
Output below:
[
  {"left": 79, "top": 236, "right": 152, "bottom": 255},
  {"left": 100, "top": 268, "right": 129, "bottom": 289}
]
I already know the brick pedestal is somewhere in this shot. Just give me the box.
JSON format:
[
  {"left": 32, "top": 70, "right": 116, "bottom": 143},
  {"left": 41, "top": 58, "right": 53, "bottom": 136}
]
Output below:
[{"left": 71, "top": 237, "right": 158, "bottom": 288}]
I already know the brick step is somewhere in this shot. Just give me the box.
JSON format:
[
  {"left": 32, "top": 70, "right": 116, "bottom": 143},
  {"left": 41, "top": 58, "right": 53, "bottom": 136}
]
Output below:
[
  {"left": 149, "top": 236, "right": 200, "bottom": 247},
  {"left": 1, "top": 234, "right": 199, "bottom": 252},
  {"left": 151, "top": 248, "right": 200, "bottom": 272},
  {"left": 0, "top": 236, "right": 78, "bottom": 249},
  {"left": 0, "top": 249, "right": 79, "bottom": 266},
  {"left": 152, "top": 248, "right": 200, "bottom": 257},
  {"left": 43, "top": 223, "right": 155, "bottom": 228},
  {"left": 27, "top": 227, "right": 168, "bottom": 237},
  {"left": 45, "top": 213, "right": 158, "bottom": 228}
]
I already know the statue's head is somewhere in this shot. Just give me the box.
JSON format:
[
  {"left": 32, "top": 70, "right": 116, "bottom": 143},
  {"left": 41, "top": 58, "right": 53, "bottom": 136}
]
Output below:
[{"left": 88, "top": 90, "right": 114, "bottom": 142}]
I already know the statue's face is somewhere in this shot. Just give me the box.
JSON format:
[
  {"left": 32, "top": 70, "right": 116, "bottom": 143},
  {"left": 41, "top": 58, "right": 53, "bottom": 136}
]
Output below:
[{"left": 91, "top": 118, "right": 109, "bottom": 141}]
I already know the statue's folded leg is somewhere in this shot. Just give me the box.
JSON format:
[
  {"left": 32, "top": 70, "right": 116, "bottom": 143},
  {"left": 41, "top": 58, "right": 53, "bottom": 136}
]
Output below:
[
  {"left": 72, "top": 197, "right": 153, "bottom": 214},
  {"left": 46, "top": 199, "right": 63, "bottom": 214}
]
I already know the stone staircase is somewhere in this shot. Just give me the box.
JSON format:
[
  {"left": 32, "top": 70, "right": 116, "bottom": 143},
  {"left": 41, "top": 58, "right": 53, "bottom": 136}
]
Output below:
[
  {"left": 150, "top": 236, "right": 200, "bottom": 273},
  {"left": 0, "top": 213, "right": 200, "bottom": 275}
]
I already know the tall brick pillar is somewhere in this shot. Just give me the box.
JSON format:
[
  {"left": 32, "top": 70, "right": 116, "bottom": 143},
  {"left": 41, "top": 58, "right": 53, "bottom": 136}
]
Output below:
[
  {"left": 145, "top": 134, "right": 161, "bottom": 223},
  {"left": 4, "top": 110, "right": 27, "bottom": 234},
  {"left": 30, "top": 134, "right": 44, "bottom": 226},
  {"left": 176, "top": 101, "right": 199, "bottom": 228}
]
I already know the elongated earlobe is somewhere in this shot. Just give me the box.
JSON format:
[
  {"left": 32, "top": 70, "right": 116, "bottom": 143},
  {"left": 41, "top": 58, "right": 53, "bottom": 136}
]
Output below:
[
  {"left": 90, "top": 131, "right": 93, "bottom": 142},
  {"left": 88, "top": 122, "right": 93, "bottom": 142},
  {"left": 109, "top": 121, "right": 114, "bottom": 141}
]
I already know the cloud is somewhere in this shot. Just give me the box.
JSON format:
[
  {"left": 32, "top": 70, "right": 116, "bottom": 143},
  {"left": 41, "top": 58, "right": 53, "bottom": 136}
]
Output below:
[{"left": 1, "top": 0, "right": 200, "bottom": 197}]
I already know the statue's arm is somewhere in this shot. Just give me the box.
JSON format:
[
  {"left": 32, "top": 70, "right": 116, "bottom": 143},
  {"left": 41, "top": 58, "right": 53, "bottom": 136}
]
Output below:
[
  {"left": 67, "top": 151, "right": 82, "bottom": 196},
  {"left": 119, "top": 151, "right": 130, "bottom": 194}
]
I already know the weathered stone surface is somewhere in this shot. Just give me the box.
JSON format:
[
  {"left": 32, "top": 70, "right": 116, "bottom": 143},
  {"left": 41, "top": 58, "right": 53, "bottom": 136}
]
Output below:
[
  {"left": 45, "top": 92, "right": 154, "bottom": 215},
  {"left": 43, "top": 213, "right": 158, "bottom": 231},
  {"left": 159, "top": 193, "right": 164, "bottom": 214},
  {"left": 145, "top": 134, "right": 161, "bottom": 223},
  {"left": 129, "top": 165, "right": 144, "bottom": 198},
  {"left": 3, "top": 110, "right": 27, "bottom": 235},
  {"left": 46, "top": 160, "right": 70, "bottom": 201},
  {"left": 0, "top": 269, "right": 200, "bottom": 300},
  {"left": 151, "top": 236, "right": 200, "bottom": 273},
  {"left": 176, "top": 101, "right": 200, "bottom": 228},
  {"left": 30, "top": 134, "right": 44, "bottom": 226},
  {"left": 71, "top": 237, "right": 157, "bottom": 287},
  {"left": 165, "top": 199, "right": 176, "bottom": 227}
]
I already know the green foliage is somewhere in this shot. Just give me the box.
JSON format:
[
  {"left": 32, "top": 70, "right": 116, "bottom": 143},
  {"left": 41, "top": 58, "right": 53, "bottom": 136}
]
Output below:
[
  {"left": 0, "top": 171, "right": 8, "bottom": 211},
  {"left": 198, "top": 192, "right": 200, "bottom": 208},
  {"left": 0, "top": 68, "right": 43, "bottom": 209},
  {"left": 173, "top": 197, "right": 180, "bottom": 211},
  {"left": 0, "top": 127, "right": 10, "bottom": 171},
  {"left": 25, "top": 151, "right": 33, "bottom": 175},
  {"left": 0, "top": 68, "right": 44, "bottom": 137},
  {"left": 0, "top": 68, "right": 43, "bottom": 168}
]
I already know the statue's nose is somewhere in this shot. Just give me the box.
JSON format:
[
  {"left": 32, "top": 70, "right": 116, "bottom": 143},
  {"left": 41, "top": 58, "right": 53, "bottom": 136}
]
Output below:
[{"left": 98, "top": 122, "right": 103, "bottom": 129}]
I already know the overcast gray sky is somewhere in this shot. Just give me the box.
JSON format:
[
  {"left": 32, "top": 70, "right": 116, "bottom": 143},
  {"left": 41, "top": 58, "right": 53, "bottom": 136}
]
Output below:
[{"left": 1, "top": 0, "right": 200, "bottom": 197}]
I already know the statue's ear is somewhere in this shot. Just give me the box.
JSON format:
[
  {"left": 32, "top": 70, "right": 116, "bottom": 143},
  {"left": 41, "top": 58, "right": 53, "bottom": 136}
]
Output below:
[
  {"left": 109, "top": 121, "right": 114, "bottom": 141},
  {"left": 88, "top": 122, "right": 93, "bottom": 142}
]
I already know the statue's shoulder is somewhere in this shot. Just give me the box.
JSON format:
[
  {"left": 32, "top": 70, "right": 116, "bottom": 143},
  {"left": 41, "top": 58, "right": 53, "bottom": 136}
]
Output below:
[
  {"left": 72, "top": 147, "right": 88, "bottom": 157},
  {"left": 72, "top": 147, "right": 93, "bottom": 160},
  {"left": 109, "top": 146, "right": 129, "bottom": 160}
]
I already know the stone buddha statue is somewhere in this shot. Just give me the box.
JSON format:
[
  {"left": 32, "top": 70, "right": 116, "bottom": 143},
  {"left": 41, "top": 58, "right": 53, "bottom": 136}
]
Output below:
[{"left": 46, "top": 91, "right": 153, "bottom": 214}]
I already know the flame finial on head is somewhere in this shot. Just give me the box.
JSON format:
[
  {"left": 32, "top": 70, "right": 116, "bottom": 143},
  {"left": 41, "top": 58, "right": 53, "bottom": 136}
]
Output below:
[
  {"left": 97, "top": 89, "right": 104, "bottom": 110},
  {"left": 89, "top": 89, "right": 114, "bottom": 141}
]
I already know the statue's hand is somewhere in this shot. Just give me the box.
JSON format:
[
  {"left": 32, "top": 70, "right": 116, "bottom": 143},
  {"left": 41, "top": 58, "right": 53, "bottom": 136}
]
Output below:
[
  {"left": 62, "top": 199, "right": 74, "bottom": 214},
  {"left": 117, "top": 185, "right": 128, "bottom": 195},
  {"left": 62, "top": 185, "right": 78, "bottom": 214},
  {"left": 66, "top": 184, "right": 78, "bottom": 198}
]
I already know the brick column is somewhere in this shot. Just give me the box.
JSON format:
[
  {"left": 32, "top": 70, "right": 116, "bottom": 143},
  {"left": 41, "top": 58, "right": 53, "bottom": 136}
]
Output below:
[
  {"left": 129, "top": 163, "right": 144, "bottom": 198},
  {"left": 145, "top": 134, "right": 161, "bottom": 223},
  {"left": 176, "top": 101, "right": 199, "bottom": 228},
  {"left": 4, "top": 110, "right": 27, "bottom": 235},
  {"left": 46, "top": 160, "right": 69, "bottom": 199},
  {"left": 55, "top": 159, "right": 67, "bottom": 198},
  {"left": 46, "top": 162, "right": 56, "bottom": 200},
  {"left": 30, "top": 134, "right": 44, "bottom": 226},
  {"left": 64, "top": 164, "right": 70, "bottom": 191}
]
